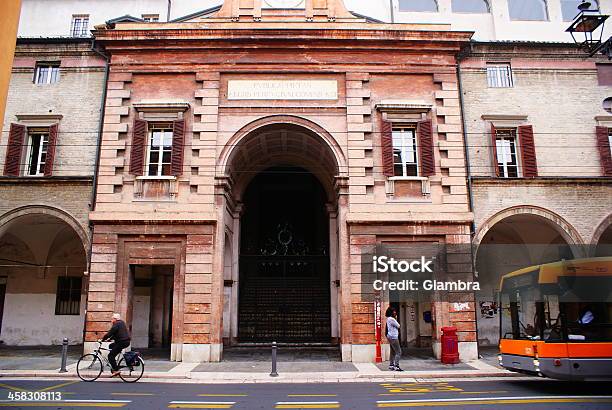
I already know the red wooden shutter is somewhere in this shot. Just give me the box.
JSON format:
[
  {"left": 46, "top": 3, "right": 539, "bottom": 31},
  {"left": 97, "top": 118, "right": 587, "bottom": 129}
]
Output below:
[
  {"left": 490, "top": 123, "right": 500, "bottom": 177},
  {"left": 4, "top": 123, "right": 26, "bottom": 176},
  {"left": 381, "top": 119, "right": 394, "bottom": 177},
  {"left": 43, "top": 123, "right": 59, "bottom": 176},
  {"left": 171, "top": 119, "right": 185, "bottom": 176},
  {"left": 596, "top": 126, "right": 612, "bottom": 176},
  {"left": 518, "top": 124, "right": 538, "bottom": 178},
  {"left": 417, "top": 119, "right": 435, "bottom": 177},
  {"left": 130, "top": 119, "right": 147, "bottom": 176}
]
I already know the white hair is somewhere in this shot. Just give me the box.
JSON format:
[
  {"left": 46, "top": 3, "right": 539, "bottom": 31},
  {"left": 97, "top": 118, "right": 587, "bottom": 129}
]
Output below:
[{"left": 112, "top": 313, "right": 121, "bottom": 320}]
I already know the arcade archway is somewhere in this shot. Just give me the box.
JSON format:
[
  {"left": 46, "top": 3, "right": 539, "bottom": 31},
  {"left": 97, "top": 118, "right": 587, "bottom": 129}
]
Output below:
[
  {"left": 474, "top": 209, "right": 579, "bottom": 347},
  {"left": 220, "top": 117, "right": 346, "bottom": 345},
  {"left": 0, "top": 208, "right": 88, "bottom": 345}
]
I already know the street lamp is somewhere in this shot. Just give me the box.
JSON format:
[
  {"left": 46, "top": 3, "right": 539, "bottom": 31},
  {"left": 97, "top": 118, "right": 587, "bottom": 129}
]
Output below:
[{"left": 566, "top": 1, "right": 610, "bottom": 57}]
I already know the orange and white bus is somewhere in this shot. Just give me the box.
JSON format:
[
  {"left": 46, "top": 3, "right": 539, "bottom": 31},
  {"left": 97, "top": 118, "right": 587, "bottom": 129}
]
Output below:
[{"left": 498, "top": 257, "right": 612, "bottom": 380}]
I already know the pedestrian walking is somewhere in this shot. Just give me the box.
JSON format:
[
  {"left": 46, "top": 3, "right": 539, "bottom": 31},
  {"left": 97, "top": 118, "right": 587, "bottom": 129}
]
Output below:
[{"left": 385, "top": 306, "right": 403, "bottom": 371}]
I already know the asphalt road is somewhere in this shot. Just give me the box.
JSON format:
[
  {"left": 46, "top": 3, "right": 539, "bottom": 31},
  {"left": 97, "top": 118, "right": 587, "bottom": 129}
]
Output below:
[{"left": 0, "top": 378, "right": 611, "bottom": 409}]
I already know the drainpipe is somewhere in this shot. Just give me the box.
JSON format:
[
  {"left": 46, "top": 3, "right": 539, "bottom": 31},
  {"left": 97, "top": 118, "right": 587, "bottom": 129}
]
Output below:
[
  {"left": 456, "top": 42, "right": 481, "bottom": 356},
  {"left": 389, "top": 0, "right": 395, "bottom": 23},
  {"left": 456, "top": 43, "right": 475, "bottom": 234},
  {"left": 167, "top": 0, "right": 172, "bottom": 22},
  {"left": 89, "top": 38, "right": 109, "bottom": 216}
]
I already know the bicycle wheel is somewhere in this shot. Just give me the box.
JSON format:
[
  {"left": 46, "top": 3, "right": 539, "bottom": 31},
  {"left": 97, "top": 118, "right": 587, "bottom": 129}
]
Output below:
[
  {"left": 76, "top": 354, "right": 103, "bottom": 382},
  {"left": 118, "top": 356, "right": 144, "bottom": 383}
]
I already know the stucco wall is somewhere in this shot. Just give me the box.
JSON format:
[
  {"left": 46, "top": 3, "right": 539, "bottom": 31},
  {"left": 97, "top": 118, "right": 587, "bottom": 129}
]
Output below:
[
  {"left": 461, "top": 52, "right": 611, "bottom": 178},
  {"left": 1, "top": 42, "right": 106, "bottom": 178}
]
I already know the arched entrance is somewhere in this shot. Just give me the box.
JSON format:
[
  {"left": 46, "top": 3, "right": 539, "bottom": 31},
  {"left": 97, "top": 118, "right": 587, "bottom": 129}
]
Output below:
[
  {"left": 474, "top": 208, "right": 580, "bottom": 347},
  {"left": 593, "top": 215, "right": 612, "bottom": 257},
  {"left": 219, "top": 117, "right": 346, "bottom": 345},
  {"left": 239, "top": 167, "right": 330, "bottom": 342},
  {"left": 0, "top": 207, "right": 88, "bottom": 345}
]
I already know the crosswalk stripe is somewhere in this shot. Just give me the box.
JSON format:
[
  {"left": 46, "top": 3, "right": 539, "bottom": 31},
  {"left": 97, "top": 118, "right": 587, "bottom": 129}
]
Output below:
[
  {"left": 276, "top": 401, "right": 341, "bottom": 409},
  {"left": 168, "top": 401, "right": 235, "bottom": 409},
  {"left": 0, "top": 399, "right": 130, "bottom": 408}
]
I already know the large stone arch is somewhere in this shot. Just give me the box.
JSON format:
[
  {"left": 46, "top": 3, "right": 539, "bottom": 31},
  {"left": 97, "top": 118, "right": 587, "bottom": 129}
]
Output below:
[
  {"left": 592, "top": 213, "right": 612, "bottom": 246},
  {"left": 218, "top": 115, "right": 347, "bottom": 201},
  {"left": 217, "top": 115, "right": 347, "bottom": 346},
  {"left": 473, "top": 205, "right": 585, "bottom": 347},
  {"left": 0, "top": 205, "right": 90, "bottom": 262},
  {"left": 591, "top": 213, "right": 612, "bottom": 257},
  {"left": 474, "top": 205, "right": 584, "bottom": 251}
]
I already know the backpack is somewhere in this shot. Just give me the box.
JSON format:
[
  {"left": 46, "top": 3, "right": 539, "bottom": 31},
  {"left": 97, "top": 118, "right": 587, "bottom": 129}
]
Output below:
[{"left": 123, "top": 351, "right": 140, "bottom": 366}]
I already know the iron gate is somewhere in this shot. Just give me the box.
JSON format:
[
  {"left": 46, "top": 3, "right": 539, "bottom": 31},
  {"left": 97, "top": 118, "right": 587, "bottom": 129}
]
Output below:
[{"left": 238, "top": 255, "right": 331, "bottom": 343}]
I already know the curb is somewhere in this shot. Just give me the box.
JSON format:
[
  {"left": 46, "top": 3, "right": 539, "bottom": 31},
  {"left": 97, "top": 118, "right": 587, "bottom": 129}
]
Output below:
[{"left": 0, "top": 370, "right": 520, "bottom": 382}]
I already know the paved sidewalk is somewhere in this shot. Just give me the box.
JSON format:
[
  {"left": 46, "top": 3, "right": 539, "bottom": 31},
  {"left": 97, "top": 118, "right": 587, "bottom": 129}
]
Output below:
[{"left": 0, "top": 345, "right": 520, "bottom": 383}]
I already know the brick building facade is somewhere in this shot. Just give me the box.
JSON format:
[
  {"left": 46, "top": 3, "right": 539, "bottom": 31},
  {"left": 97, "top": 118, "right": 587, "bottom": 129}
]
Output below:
[{"left": 84, "top": 0, "right": 477, "bottom": 362}]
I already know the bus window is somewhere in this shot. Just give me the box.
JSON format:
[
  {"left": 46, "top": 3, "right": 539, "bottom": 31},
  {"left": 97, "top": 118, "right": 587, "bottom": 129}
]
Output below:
[
  {"left": 500, "top": 287, "right": 542, "bottom": 340},
  {"left": 562, "top": 302, "right": 612, "bottom": 342}
]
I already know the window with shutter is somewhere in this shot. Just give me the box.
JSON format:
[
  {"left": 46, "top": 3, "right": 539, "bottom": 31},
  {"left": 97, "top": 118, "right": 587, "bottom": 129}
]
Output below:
[
  {"left": 494, "top": 128, "right": 520, "bottom": 178},
  {"left": 145, "top": 124, "right": 173, "bottom": 177},
  {"left": 490, "top": 123, "right": 500, "bottom": 177},
  {"left": 392, "top": 126, "right": 418, "bottom": 177},
  {"left": 418, "top": 119, "right": 435, "bottom": 176},
  {"left": 43, "top": 123, "right": 58, "bottom": 176},
  {"left": 518, "top": 125, "right": 538, "bottom": 178},
  {"left": 171, "top": 119, "right": 185, "bottom": 176},
  {"left": 595, "top": 126, "right": 612, "bottom": 176},
  {"left": 4, "top": 123, "right": 26, "bottom": 176},
  {"left": 130, "top": 119, "right": 147, "bottom": 176},
  {"left": 381, "top": 119, "right": 394, "bottom": 177}
]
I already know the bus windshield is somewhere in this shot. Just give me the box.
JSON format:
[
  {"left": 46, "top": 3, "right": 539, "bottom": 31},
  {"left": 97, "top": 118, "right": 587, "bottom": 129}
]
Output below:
[{"left": 500, "top": 269, "right": 612, "bottom": 342}]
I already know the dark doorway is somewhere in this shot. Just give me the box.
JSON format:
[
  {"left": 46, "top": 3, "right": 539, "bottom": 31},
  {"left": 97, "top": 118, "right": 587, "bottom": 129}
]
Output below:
[
  {"left": 130, "top": 265, "right": 174, "bottom": 354},
  {"left": 238, "top": 167, "right": 331, "bottom": 343}
]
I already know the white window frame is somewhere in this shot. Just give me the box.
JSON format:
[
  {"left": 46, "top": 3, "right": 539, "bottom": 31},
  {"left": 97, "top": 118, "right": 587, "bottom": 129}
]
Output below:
[
  {"left": 70, "top": 14, "right": 90, "bottom": 37},
  {"left": 508, "top": 0, "right": 548, "bottom": 21},
  {"left": 495, "top": 129, "right": 521, "bottom": 178},
  {"left": 145, "top": 125, "right": 173, "bottom": 177},
  {"left": 34, "top": 64, "right": 60, "bottom": 85},
  {"left": 142, "top": 14, "right": 160, "bottom": 22},
  {"left": 398, "top": 0, "right": 439, "bottom": 12},
  {"left": 487, "top": 63, "right": 513, "bottom": 88},
  {"left": 392, "top": 126, "right": 419, "bottom": 177},
  {"left": 25, "top": 130, "right": 49, "bottom": 176},
  {"left": 451, "top": 0, "right": 490, "bottom": 14},
  {"left": 608, "top": 130, "right": 612, "bottom": 158},
  {"left": 561, "top": 0, "right": 598, "bottom": 21}
]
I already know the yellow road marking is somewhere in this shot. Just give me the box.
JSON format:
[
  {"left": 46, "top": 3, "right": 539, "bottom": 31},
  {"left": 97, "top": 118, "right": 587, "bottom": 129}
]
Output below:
[
  {"left": 287, "top": 394, "right": 338, "bottom": 397},
  {"left": 37, "top": 380, "right": 79, "bottom": 392},
  {"left": 377, "top": 398, "right": 612, "bottom": 407},
  {"left": 197, "top": 394, "right": 248, "bottom": 397},
  {"left": 0, "top": 383, "right": 25, "bottom": 392}
]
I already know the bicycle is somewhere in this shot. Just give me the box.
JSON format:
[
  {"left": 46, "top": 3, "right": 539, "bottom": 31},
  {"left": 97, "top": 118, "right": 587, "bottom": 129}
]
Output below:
[{"left": 76, "top": 341, "right": 145, "bottom": 383}]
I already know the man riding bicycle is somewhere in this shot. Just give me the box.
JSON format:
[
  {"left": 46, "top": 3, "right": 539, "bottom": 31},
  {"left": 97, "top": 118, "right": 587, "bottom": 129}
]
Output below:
[{"left": 99, "top": 313, "right": 131, "bottom": 377}]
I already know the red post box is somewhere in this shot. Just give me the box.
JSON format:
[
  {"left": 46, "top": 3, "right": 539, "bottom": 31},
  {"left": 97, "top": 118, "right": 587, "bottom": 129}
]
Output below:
[{"left": 441, "top": 326, "right": 460, "bottom": 364}]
